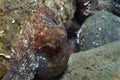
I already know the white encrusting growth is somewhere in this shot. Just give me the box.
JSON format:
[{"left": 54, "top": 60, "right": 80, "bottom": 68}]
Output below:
[
  {"left": 84, "top": 1, "right": 90, "bottom": 6},
  {"left": 77, "top": 29, "right": 82, "bottom": 44},
  {"left": 9, "top": 18, "right": 15, "bottom": 23},
  {"left": 0, "top": 30, "right": 4, "bottom": 37}
]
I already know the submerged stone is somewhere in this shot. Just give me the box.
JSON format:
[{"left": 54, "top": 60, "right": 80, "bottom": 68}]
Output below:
[{"left": 77, "top": 10, "right": 120, "bottom": 51}]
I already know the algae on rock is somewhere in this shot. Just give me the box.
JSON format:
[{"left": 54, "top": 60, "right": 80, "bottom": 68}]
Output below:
[
  {"left": 41, "top": 0, "right": 75, "bottom": 26},
  {"left": 78, "top": 10, "right": 120, "bottom": 51},
  {"left": 61, "top": 41, "right": 120, "bottom": 80}
]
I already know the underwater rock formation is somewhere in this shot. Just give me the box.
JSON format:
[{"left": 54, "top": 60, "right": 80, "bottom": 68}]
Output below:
[
  {"left": 77, "top": 10, "right": 120, "bottom": 51},
  {"left": 0, "top": 0, "right": 3, "bottom": 9},
  {"left": 2, "top": 6, "right": 70, "bottom": 80},
  {"left": 74, "top": 0, "right": 98, "bottom": 24},
  {"left": 60, "top": 41, "right": 120, "bottom": 80},
  {"left": 0, "top": 55, "right": 9, "bottom": 80},
  {"left": 40, "top": 0, "right": 75, "bottom": 27},
  {"left": 97, "top": 0, "right": 120, "bottom": 17},
  {"left": 112, "top": 0, "right": 120, "bottom": 16},
  {"left": 97, "top": 0, "right": 112, "bottom": 11},
  {"left": 1, "top": 0, "right": 75, "bottom": 29}
]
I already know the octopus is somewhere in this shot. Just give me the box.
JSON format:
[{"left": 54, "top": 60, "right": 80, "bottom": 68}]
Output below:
[{"left": 2, "top": 5, "right": 71, "bottom": 80}]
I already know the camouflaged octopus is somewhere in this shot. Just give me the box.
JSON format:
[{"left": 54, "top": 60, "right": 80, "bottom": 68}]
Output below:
[{"left": 2, "top": 6, "right": 71, "bottom": 80}]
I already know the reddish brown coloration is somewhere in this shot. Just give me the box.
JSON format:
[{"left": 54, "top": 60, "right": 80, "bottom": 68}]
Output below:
[{"left": 2, "top": 6, "right": 70, "bottom": 80}]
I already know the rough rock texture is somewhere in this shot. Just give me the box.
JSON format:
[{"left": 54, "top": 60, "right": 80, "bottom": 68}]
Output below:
[
  {"left": 1, "top": 0, "right": 75, "bottom": 27},
  {"left": 0, "top": 56, "right": 9, "bottom": 79},
  {"left": 97, "top": 0, "right": 112, "bottom": 11},
  {"left": 112, "top": 0, "right": 120, "bottom": 16},
  {"left": 60, "top": 41, "right": 120, "bottom": 80},
  {"left": 0, "top": 0, "right": 74, "bottom": 79},
  {"left": 42, "top": 0, "right": 75, "bottom": 26},
  {"left": 74, "top": 0, "right": 98, "bottom": 24},
  {"left": 0, "top": 0, "right": 3, "bottom": 9},
  {"left": 97, "top": 0, "right": 120, "bottom": 16},
  {"left": 0, "top": 0, "right": 75, "bottom": 35},
  {"left": 78, "top": 10, "right": 120, "bottom": 51}
]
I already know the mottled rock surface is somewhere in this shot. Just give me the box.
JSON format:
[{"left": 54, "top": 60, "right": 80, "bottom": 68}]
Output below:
[
  {"left": 74, "top": 0, "right": 98, "bottom": 24},
  {"left": 0, "top": 0, "right": 3, "bottom": 9},
  {"left": 97, "top": 0, "right": 112, "bottom": 11},
  {"left": 97, "top": 0, "right": 120, "bottom": 16},
  {"left": 60, "top": 41, "right": 120, "bottom": 80},
  {"left": 42, "top": 0, "right": 75, "bottom": 26},
  {"left": 0, "top": 57, "right": 9, "bottom": 79},
  {"left": 112, "top": 0, "right": 120, "bottom": 16},
  {"left": 78, "top": 10, "right": 120, "bottom": 51}
]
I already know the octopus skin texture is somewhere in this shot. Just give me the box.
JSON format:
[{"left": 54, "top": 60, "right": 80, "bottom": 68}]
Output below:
[{"left": 2, "top": 5, "right": 71, "bottom": 80}]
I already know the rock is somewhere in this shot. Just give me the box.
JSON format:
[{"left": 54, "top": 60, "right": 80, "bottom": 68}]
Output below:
[
  {"left": 60, "top": 41, "right": 120, "bottom": 80},
  {"left": 2, "top": 0, "right": 75, "bottom": 27},
  {"left": 0, "top": 0, "right": 74, "bottom": 79},
  {"left": 0, "top": 56, "right": 9, "bottom": 80},
  {"left": 111, "top": 0, "right": 120, "bottom": 16},
  {"left": 41, "top": 0, "right": 75, "bottom": 27},
  {"left": 77, "top": 10, "right": 120, "bottom": 51},
  {"left": 74, "top": 0, "right": 98, "bottom": 24},
  {"left": 0, "top": 0, "right": 3, "bottom": 9},
  {"left": 97, "top": 0, "right": 112, "bottom": 11},
  {"left": 97, "top": 0, "right": 120, "bottom": 17}
]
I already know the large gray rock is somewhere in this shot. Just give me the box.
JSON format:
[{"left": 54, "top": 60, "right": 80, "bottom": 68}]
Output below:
[
  {"left": 98, "top": 0, "right": 112, "bottom": 11},
  {"left": 78, "top": 10, "right": 120, "bottom": 51},
  {"left": 61, "top": 41, "right": 120, "bottom": 80},
  {"left": 98, "top": 0, "right": 120, "bottom": 16}
]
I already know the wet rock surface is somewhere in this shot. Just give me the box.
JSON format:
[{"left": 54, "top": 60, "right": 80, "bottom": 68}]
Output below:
[
  {"left": 0, "top": 0, "right": 120, "bottom": 80},
  {"left": 97, "top": 0, "right": 112, "bottom": 11},
  {"left": 0, "top": 0, "right": 74, "bottom": 79},
  {"left": 0, "top": 57, "right": 9, "bottom": 79},
  {"left": 112, "top": 0, "right": 120, "bottom": 16},
  {"left": 78, "top": 10, "right": 120, "bottom": 51},
  {"left": 97, "top": 0, "right": 120, "bottom": 16},
  {"left": 74, "top": 0, "right": 98, "bottom": 24},
  {"left": 60, "top": 41, "right": 120, "bottom": 80},
  {"left": 42, "top": 0, "right": 75, "bottom": 26}
]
